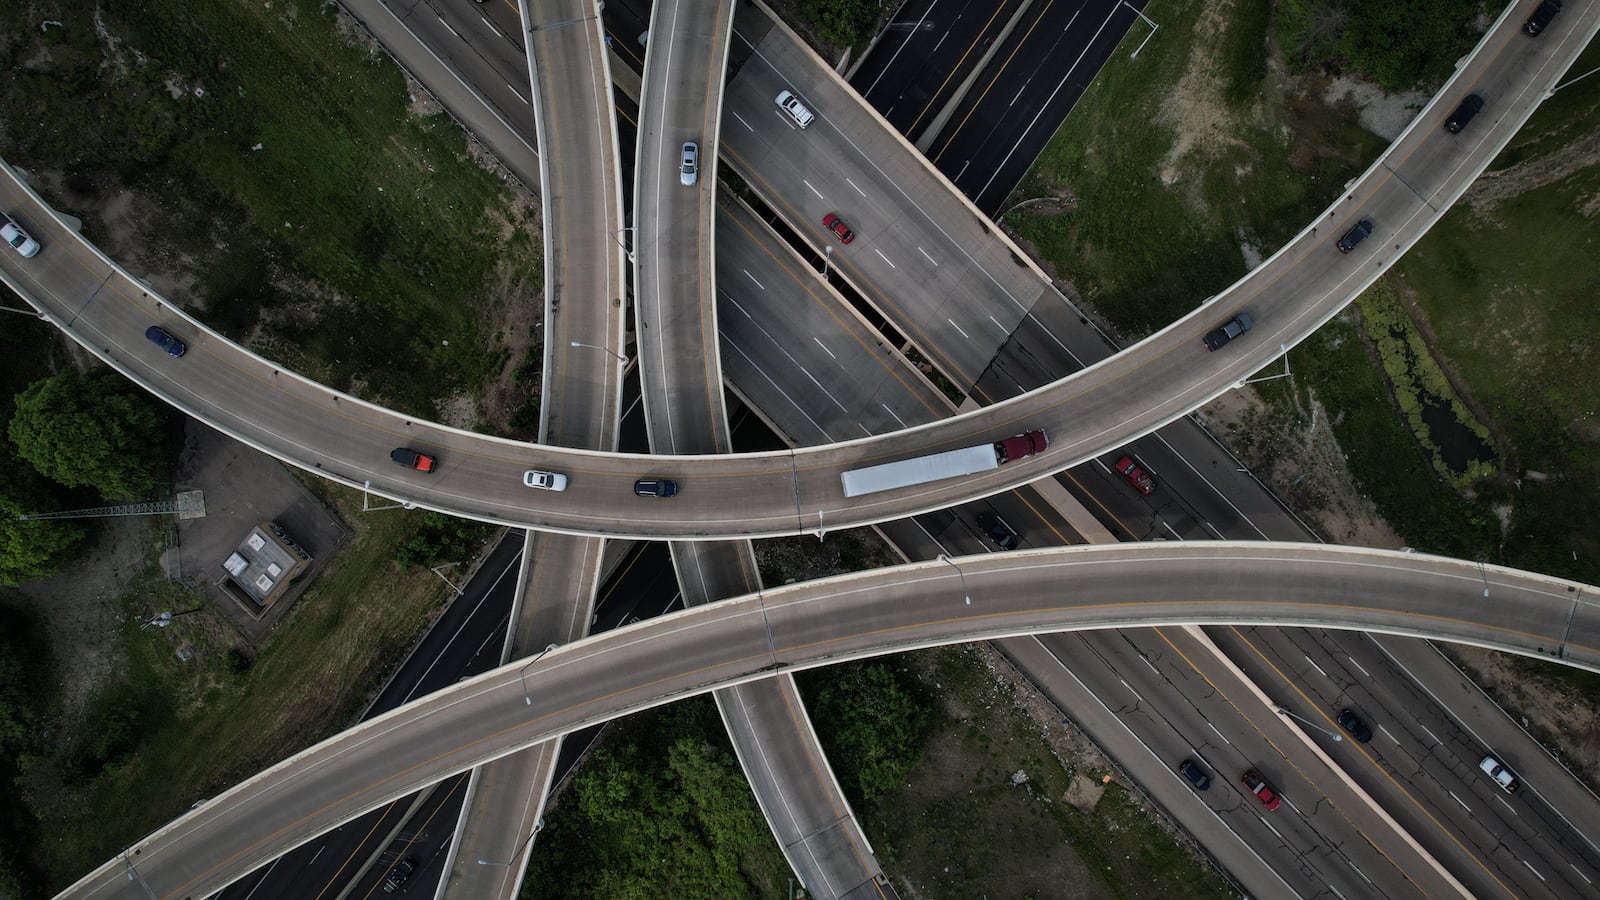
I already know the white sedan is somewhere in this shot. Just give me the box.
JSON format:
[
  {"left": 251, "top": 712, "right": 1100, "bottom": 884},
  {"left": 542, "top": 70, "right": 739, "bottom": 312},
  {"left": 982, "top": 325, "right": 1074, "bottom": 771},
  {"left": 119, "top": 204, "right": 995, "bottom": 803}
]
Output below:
[
  {"left": 1, "top": 212, "right": 39, "bottom": 258},
  {"left": 522, "top": 469, "right": 569, "bottom": 491}
]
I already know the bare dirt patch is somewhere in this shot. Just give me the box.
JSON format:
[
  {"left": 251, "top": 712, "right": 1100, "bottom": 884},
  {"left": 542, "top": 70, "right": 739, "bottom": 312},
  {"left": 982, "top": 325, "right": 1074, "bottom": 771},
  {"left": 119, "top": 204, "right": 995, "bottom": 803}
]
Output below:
[
  {"left": 1445, "top": 646, "right": 1600, "bottom": 785},
  {"left": 1322, "top": 77, "right": 1427, "bottom": 141},
  {"left": 13, "top": 517, "right": 162, "bottom": 718},
  {"left": 1462, "top": 131, "right": 1600, "bottom": 223},
  {"left": 1199, "top": 378, "right": 1402, "bottom": 548},
  {"left": 1156, "top": 1, "right": 1247, "bottom": 190}
]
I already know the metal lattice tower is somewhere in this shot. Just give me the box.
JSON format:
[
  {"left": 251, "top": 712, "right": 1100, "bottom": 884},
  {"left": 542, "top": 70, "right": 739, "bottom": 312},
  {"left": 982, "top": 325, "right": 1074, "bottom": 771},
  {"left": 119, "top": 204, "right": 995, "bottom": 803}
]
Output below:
[{"left": 17, "top": 490, "right": 205, "bottom": 521}]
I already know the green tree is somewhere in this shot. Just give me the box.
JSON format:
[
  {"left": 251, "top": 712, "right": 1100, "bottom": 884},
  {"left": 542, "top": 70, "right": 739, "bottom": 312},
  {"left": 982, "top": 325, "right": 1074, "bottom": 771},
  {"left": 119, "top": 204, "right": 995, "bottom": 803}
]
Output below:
[
  {"left": 394, "top": 512, "right": 494, "bottom": 568},
  {"left": 0, "top": 495, "right": 85, "bottom": 586},
  {"left": 800, "top": 0, "right": 879, "bottom": 49},
  {"left": 8, "top": 370, "right": 169, "bottom": 501},
  {"left": 806, "top": 661, "right": 930, "bottom": 804},
  {"left": 523, "top": 701, "right": 786, "bottom": 899},
  {"left": 0, "top": 603, "right": 49, "bottom": 898}
]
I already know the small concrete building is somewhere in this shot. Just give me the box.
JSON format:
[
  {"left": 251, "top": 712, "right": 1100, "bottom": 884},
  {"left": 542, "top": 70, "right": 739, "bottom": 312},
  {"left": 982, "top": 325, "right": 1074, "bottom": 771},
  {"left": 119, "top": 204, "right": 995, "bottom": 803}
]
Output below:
[{"left": 221, "top": 521, "right": 311, "bottom": 612}]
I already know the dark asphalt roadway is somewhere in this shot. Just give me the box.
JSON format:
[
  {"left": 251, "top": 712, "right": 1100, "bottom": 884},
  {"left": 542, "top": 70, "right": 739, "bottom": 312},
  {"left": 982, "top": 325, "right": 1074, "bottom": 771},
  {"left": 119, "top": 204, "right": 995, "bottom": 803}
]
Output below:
[
  {"left": 853, "top": 0, "right": 1149, "bottom": 214},
  {"left": 216, "top": 536, "right": 524, "bottom": 899},
  {"left": 849, "top": 0, "right": 1028, "bottom": 144},
  {"left": 217, "top": 373, "right": 667, "bottom": 900}
]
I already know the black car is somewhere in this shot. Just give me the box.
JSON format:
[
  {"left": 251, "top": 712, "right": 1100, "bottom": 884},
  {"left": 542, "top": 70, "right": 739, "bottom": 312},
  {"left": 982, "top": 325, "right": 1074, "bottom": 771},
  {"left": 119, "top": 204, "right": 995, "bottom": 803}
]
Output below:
[
  {"left": 1178, "top": 759, "right": 1211, "bottom": 791},
  {"left": 1444, "top": 94, "right": 1484, "bottom": 134},
  {"left": 1336, "top": 708, "right": 1373, "bottom": 743},
  {"left": 634, "top": 478, "right": 679, "bottom": 498},
  {"left": 1202, "top": 312, "right": 1253, "bottom": 351},
  {"left": 1336, "top": 219, "right": 1373, "bottom": 253},
  {"left": 383, "top": 856, "right": 416, "bottom": 893},
  {"left": 977, "top": 513, "right": 1018, "bottom": 550},
  {"left": 1524, "top": 0, "right": 1561, "bottom": 35},
  {"left": 144, "top": 325, "right": 187, "bottom": 357}
]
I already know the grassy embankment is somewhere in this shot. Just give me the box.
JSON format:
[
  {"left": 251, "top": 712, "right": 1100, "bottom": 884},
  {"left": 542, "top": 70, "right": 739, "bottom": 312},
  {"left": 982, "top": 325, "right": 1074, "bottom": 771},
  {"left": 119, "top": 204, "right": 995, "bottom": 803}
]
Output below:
[
  {"left": 1009, "top": 0, "right": 1513, "bottom": 557},
  {"left": 1010, "top": 0, "right": 1600, "bottom": 740},
  {"left": 0, "top": 0, "right": 533, "bottom": 889},
  {"left": 26, "top": 497, "right": 466, "bottom": 887},
  {"left": 0, "top": 0, "right": 542, "bottom": 426}
]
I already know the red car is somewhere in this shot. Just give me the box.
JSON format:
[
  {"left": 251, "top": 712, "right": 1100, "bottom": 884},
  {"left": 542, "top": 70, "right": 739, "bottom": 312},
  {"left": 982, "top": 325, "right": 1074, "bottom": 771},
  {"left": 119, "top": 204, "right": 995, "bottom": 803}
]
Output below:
[
  {"left": 823, "top": 212, "right": 854, "bottom": 244},
  {"left": 1241, "top": 769, "right": 1281, "bottom": 810},
  {"left": 390, "top": 447, "right": 438, "bottom": 473},
  {"left": 1114, "top": 455, "right": 1156, "bottom": 495}
]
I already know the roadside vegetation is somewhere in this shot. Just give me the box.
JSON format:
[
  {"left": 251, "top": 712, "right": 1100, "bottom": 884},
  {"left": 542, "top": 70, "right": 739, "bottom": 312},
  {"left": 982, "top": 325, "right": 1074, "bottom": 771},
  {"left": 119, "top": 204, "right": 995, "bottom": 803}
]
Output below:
[
  {"left": 523, "top": 700, "right": 791, "bottom": 898},
  {"left": 0, "top": 0, "right": 543, "bottom": 427},
  {"left": 1275, "top": 0, "right": 1486, "bottom": 89},
  {"left": 796, "top": 0, "right": 883, "bottom": 50},
  {"left": 0, "top": 0, "right": 544, "bottom": 890},
  {"left": 527, "top": 532, "right": 1232, "bottom": 897},
  {"left": 9, "top": 370, "right": 173, "bottom": 503},
  {"left": 1009, "top": 0, "right": 1600, "bottom": 771},
  {"left": 869, "top": 647, "right": 1235, "bottom": 899},
  {"left": 14, "top": 488, "right": 456, "bottom": 891},
  {"left": 766, "top": 0, "right": 893, "bottom": 62},
  {"left": 1007, "top": 0, "right": 1574, "bottom": 568},
  {"left": 521, "top": 659, "right": 925, "bottom": 900},
  {"left": 0, "top": 325, "right": 91, "bottom": 587},
  {"left": 525, "top": 643, "right": 1233, "bottom": 900},
  {"left": 0, "top": 602, "right": 50, "bottom": 895}
]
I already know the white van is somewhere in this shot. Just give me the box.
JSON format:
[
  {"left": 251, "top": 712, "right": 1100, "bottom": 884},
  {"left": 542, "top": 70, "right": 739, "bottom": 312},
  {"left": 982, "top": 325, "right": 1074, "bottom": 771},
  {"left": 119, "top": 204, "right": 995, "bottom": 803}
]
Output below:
[{"left": 775, "top": 90, "right": 814, "bottom": 129}]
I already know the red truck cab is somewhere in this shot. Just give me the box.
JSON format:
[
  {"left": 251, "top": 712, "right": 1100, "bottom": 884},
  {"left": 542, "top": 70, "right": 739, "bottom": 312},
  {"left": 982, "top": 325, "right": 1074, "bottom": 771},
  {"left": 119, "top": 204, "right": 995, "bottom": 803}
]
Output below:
[
  {"left": 1114, "top": 455, "right": 1156, "bottom": 495},
  {"left": 995, "top": 429, "right": 1048, "bottom": 463}
]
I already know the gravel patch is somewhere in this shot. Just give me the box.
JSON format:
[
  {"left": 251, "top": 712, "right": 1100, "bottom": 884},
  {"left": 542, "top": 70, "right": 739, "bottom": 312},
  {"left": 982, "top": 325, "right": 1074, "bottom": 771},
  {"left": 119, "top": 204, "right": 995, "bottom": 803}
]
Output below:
[{"left": 1323, "top": 77, "right": 1428, "bottom": 141}]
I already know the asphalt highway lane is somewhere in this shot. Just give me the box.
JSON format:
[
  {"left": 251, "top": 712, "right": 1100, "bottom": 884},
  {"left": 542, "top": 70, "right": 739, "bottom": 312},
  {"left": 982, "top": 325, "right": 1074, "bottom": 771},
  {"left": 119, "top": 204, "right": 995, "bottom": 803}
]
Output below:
[
  {"left": 7, "top": 3, "right": 1595, "bottom": 540},
  {"left": 215, "top": 537, "right": 524, "bottom": 900},
  {"left": 61, "top": 543, "right": 1600, "bottom": 898},
  {"left": 924, "top": 0, "right": 1141, "bottom": 212},
  {"left": 850, "top": 0, "right": 1028, "bottom": 144},
  {"left": 1216, "top": 626, "right": 1600, "bottom": 898}
]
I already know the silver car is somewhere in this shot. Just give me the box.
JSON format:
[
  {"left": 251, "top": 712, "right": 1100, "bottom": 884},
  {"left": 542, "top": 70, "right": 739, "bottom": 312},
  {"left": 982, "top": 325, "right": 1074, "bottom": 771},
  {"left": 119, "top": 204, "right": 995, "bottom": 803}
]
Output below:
[
  {"left": 523, "top": 469, "right": 569, "bottom": 491},
  {"left": 775, "top": 90, "right": 814, "bottom": 128},
  {"left": 680, "top": 141, "right": 698, "bottom": 186},
  {"left": 1, "top": 212, "right": 39, "bottom": 258}
]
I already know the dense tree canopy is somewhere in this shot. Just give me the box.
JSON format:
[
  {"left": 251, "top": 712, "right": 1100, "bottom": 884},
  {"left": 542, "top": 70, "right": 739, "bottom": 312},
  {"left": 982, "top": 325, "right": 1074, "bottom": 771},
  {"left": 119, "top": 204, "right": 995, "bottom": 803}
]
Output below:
[
  {"left": 0, "top": 603, "right": 49, "bottom": 896},
  {"left": 0, "top": 497, "right": 84, "bottom": 587},
  {"left": 524, "top": 701, "right": 787, "bottom": 899},
  {"left": 1276, "top": 0, "right": 1481, "bottom": 89},
  {"left": 8, "top": 371, "right": 169, "bottom": 501},
  {"left": 806, "top": 661, "right": 930, "bottom": 804},
  {"left": 800, "top": 0, "right": 879, "bottom": 49}
]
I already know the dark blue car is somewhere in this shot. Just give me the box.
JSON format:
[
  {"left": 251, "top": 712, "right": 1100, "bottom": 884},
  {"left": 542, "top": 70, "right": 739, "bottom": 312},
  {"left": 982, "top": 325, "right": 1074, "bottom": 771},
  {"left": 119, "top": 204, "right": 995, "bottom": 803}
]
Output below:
[
  {"left": 634, "top": 478, "right": 678, "bottom": 498},
  {"left": 144, "top": 325, "right": 186, "bottom": 357}
]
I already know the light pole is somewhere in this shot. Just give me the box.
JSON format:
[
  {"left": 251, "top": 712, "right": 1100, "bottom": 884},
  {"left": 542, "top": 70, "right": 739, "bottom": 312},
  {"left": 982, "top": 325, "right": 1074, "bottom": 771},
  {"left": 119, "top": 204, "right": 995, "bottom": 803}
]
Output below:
[
  {"left": 612, "top": 226, "right": 635, "bottom": 261},
  {"left": 1478, "top": 559, "right": 1490, "bottom": 598},
  {"left": 519, "top": 643, "right": 560, "bottom": 706},
  {"left": 996, "top": 196, "right": 1054, "bottom": 223},
  {"left": 1123, "top": 1, "right": 1159, "bottom": 59},
  {"left": 937, "top": 554, "right": 971, "bottom": 605},
  {"left": 0, "top": 304, "right": 46, "bottom": 319},
  {"left": 1241, "top": 346, "right": 1293, "bottom": 385},
  {"left": 361, "top": 480, "right": 415, "bottom": 512},
  {"left": 430, "top": 562, "right": 464, "bottom": 596},
  {"left": 569, "top": 340, "right": 629, "bottom": 368},
  {"left": 822, "top": 245, "right": 832, "bottom": 281},
  {"left": 1274, "top": 705, "right": 1341, "bottom": 741},
  {"left": 478, "top": 818, "right": 543, "bottom": 867}
]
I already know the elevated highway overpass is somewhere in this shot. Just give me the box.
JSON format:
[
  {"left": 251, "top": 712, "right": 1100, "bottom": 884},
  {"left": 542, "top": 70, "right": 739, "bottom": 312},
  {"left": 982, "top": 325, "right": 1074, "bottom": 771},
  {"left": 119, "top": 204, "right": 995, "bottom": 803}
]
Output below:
[
  {"left": 2, "top": 2, "right": 1592, "bottom": 541},
  {"left": 59, "top": 542, "right": 1600, "bottom": 898}
]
